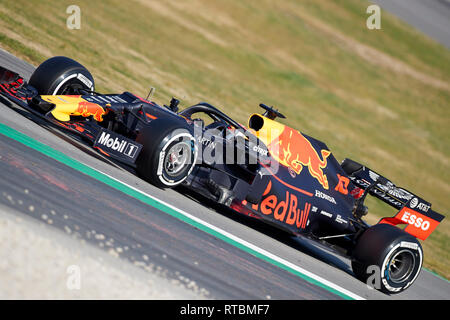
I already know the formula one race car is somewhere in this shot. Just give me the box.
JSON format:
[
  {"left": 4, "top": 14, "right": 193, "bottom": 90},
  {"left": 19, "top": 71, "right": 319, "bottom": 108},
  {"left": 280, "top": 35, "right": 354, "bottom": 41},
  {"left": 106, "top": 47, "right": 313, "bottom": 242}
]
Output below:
[{"left": 0, "top": 56, "right": 445, "bottom": 294}]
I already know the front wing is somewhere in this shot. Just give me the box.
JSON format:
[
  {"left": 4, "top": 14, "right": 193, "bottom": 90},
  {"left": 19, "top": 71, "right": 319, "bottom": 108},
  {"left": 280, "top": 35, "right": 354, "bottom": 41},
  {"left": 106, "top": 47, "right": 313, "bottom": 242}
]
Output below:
[{"left": 0, "top": 66, "right": 143, "bottom": 165}]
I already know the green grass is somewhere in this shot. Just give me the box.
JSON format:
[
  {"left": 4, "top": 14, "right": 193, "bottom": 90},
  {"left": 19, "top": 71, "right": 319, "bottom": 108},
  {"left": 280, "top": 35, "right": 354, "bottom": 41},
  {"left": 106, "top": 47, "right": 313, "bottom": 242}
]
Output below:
[
  {"left": 0, "top": 33, "right": 45, "bottom": 63},
  {"left": 0, "top": 0, "right": 448, "bottom": 279}
]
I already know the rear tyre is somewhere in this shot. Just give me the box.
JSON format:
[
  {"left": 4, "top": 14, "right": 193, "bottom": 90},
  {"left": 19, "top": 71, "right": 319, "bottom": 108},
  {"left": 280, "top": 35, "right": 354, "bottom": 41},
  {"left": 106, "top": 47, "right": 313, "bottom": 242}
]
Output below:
[
  {"left": 135, "top": 119, "right": 197, "bottom": 188},
  {"left": 28, "top": 56, "right": 94, "bottom": 95},
  {"left": 351, "top": 224, "right": 423, "bottom": 294}
]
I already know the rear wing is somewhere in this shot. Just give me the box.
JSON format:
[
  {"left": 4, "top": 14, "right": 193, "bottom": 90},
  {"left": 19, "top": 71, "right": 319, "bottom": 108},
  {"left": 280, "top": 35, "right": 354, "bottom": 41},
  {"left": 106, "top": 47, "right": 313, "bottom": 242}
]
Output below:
[{"left": 342, "top": 158, "right": 445, "bottom": 240}]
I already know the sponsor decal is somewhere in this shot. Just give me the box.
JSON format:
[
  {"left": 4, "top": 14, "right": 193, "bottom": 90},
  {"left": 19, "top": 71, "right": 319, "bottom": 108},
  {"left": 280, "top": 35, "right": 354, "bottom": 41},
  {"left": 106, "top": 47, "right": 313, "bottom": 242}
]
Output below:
[
  {"left": 157, "top": 151, "right": 166, "bottom": 175},
  {"left": 377, "top": 182, "right": 414, "bottom": 201},
  {"left": 335, "top": 214, "right": 348, "bottom": 224},
  {"left": 267, "top": 126, "right": 330, "bottom": 189},
  {"left": 399, "top": 210, "right": 430, "bottom": 231},
  {"left": 253, "top": 145, "right": 268, "bottom": 157},
  {"left": 372, "top": 188, "right": 404, "bottom": 207},
  {"left": 315, "top": 190, "right": 336, "bottom": 204},
  {"left": 368, "top": 171, "right": 414, "bottom": 201},
  {"left": 368, "top": 171, "right": 379, "bottom": 182},
  {"left": 351, "top": 176, "right": 404, "bottom": 207},
  {"left": 408, "top": 198, "right": 430, "bottom": 213},
  {"left": 380, "top": 207, "right": 440, "bottom": 240},
  {"left": 320, "top": 210, "right": 333, "bottom": 218},
  {"left": 400, "top": 241, "right": 419, "bottom": 250},
  {"left": 416, "top": 202, "right": 430, "bottom": 213},
  {"left": 247, "top": 180, "right": 311, "bottom": 229},
  {"left": 76, "top": 73, "right": 93, "bottom": 90},
  {"left": 386, "top": 187, "right": 414, "bottom": 201},
  {"left": 94, "top": 129, "right": 142, "bottom": 162},
  {"left": 335, "top": 174, "right": 350, "bottom": 195},
  {"left": 410, "top": 197, "right": 418, "bottom": 209}
]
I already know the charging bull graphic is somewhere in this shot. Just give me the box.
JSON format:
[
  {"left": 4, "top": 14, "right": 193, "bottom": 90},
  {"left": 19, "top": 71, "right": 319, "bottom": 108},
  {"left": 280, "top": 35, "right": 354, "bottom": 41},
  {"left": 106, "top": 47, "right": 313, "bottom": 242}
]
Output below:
[
  {"left": 268, "top": 126, "right": 330, "bottom": 189},
  {"left": 76, "top": 100, "right": 106, "bottom": 122}
]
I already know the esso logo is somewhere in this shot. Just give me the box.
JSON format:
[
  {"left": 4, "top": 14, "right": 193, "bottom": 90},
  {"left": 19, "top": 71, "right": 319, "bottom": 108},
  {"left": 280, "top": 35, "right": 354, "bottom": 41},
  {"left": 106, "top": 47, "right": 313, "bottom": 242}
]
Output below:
[{"left": 401, "top": 211, "right": 430, "bottom": 231}]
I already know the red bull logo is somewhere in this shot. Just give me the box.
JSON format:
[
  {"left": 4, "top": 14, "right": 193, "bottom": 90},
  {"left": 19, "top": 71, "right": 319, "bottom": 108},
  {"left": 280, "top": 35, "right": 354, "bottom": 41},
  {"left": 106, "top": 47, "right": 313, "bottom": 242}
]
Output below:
[
  {"left": 268, "top": 126, "right": 330, "bottom": 189},
  {"left": 242, "top": 180, "right": 312, "bottom": 229},
  {"left": 76, "top": 101, "right": 106, "bottom": 122}
]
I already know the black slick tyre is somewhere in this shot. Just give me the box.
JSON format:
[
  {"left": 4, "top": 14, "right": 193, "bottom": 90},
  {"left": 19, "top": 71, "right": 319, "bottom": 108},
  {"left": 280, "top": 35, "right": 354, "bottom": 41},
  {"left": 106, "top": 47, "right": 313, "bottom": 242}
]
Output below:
[
  {"left": 135, "top": 119, "right": 197, "bottom": 188},
  {"left": 28, "top": 56, "right": 94, "bottom": 95},
  {"left": 351, "top": 223, "right": 423, "bottom": 294}
]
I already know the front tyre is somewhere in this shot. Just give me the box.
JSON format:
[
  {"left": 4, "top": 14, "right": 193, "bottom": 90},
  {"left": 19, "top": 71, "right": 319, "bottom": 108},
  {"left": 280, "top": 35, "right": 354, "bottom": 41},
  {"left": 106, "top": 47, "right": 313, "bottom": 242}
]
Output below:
[
  {"left": 351, "top": 224, "right": 423, "bottom": 294},
  {"left": 136, "top": 120, "right": 197, "bottom": 188},
  {"left": 28, "top": 56, "right": 94, "bottom": 95}
]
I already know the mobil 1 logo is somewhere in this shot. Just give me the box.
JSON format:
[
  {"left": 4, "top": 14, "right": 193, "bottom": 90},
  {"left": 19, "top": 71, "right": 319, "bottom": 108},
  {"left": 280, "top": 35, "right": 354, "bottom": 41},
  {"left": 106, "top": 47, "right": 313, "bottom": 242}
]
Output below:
[{"left": 94, "top": 129, "right": 142, "bottom": 163}]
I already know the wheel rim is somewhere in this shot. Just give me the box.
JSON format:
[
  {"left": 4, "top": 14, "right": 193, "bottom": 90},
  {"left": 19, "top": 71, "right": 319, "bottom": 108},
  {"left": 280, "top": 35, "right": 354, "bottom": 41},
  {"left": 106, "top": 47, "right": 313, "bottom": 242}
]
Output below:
[
  {"left": 164, "top": 141, "right": 190, "bottom": 176},
  {"left": 388, "top": 249, "right": 416, "bottom": 284}
]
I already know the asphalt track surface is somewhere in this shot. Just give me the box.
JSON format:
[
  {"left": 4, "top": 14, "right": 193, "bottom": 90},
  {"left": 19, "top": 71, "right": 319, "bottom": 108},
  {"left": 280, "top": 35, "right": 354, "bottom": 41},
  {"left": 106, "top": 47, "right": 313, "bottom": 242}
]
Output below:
[
  {"left": 0, "top": 49, "right": 448, "bottom": 300},
  {"left": 371, "top": 0, "right": 450, "bottom": 48}
]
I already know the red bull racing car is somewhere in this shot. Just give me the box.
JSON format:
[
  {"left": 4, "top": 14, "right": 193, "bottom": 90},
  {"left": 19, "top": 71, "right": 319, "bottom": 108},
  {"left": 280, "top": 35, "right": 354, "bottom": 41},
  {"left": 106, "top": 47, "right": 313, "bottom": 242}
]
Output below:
[{"left": 0, "top": 56, "right": 445, "bottom": 294}]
